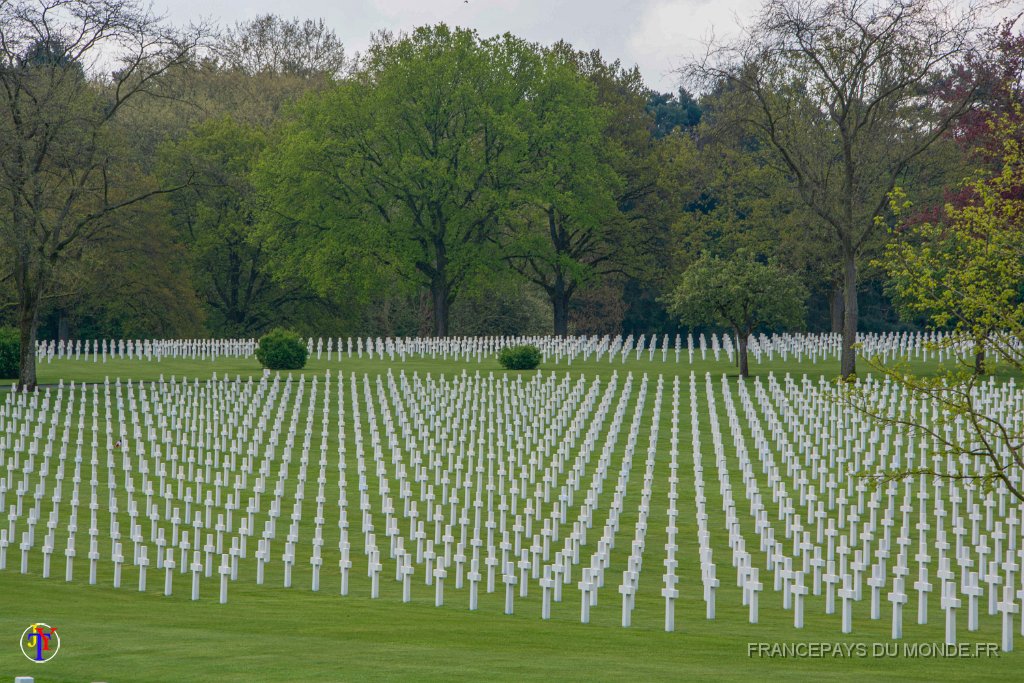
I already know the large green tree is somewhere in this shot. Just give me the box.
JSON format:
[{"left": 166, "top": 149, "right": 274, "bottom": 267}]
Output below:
[
  {"left": 0, "top": 0, "right": 205, "bottom": 387},
  {"left": 38, "top": 193, "right": 205, "bottom": 340},
  {"left": 668, "top": 105, "right": 845, "bottom": 331},
  {"left": 692, "top": 0, "right": 990, "bottom": 377},
  {"left": 501, "top": 48, "right": 627, "bottom": 336},
  {"left": 553, "top": 44, "right": 674, "bottom": 335},
  {"left": 133, "top": 15, "right": 350, "bottom": 337},
  {"left": 256, "top": 25, "right": 536, "bottom": 336},
  {"left": 666, "top": 252, "right": 807, "bottom": 376},
  {"left": 161, "top": 117, "right": 328, "bottom": 335}
]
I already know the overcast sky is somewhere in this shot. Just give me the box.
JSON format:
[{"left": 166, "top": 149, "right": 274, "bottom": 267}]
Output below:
[{"left": 155, "top": 0, "right": 767, "bottom": 93}]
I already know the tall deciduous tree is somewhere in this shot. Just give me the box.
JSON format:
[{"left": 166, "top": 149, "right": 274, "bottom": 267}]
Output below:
[
  {"left": 139, "top": 16, "right": 349, "bottom": 337},
  {"left": 692, "top": 0, "right": 993, "bottom": 377},
  {"left": 886, "top": 19, "right": 1023, "bottom": 369},
  {"left": 552, "top": 43, "right": 671, "bottom": 335},
  {"left": 946, "top": 19, "right": 1024, "bottom": 167},
  {"left": 0, "top": 0, "right": 205, "bottom": 387},
  {"left": 162, "top": 117, "right": 327, "bottom": 335},
  {"left": 666, "top": 252, "right": 807, "bottom": 376},
  {"left": 218, "top": 14, "right": 349, "bottom": 78},
  {"left": 647, "top": 88, "right": 703, "bottom": 138},
  {"left": 672, "top": 118, "right": 831, "bottom": 274},
  {"left": 37, "top": 194, "right": 205, "bottom": 340},
  {"left": 256, "top": 25, "right": 534, "bottom": 336},
  {"left": 502, "top": 48, "right": 627, "bottom": 336}
]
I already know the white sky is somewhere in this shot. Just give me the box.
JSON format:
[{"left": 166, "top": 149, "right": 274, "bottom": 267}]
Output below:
[{"left": 155, "top": 0, "right": 767, "bottom": 93}]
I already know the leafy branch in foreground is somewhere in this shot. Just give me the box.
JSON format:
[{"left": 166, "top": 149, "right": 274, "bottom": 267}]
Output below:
[{"left": 843, "top": 109, "right": 1024, "bottom": 501}]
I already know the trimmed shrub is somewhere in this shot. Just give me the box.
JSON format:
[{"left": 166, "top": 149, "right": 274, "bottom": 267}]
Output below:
[
  {"left": 0, "top": 327, "right": 18, "bottom": 380},
  {"left": 498, "top": 344, "right": 541, "bottom": 370},
  {"left": 255, "top": 328, "right": 308, "bottom": 370}
]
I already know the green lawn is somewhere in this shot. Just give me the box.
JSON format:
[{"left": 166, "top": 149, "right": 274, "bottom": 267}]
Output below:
[{"left": 0, "top": 351, "right": 1020, "bottom": 682}]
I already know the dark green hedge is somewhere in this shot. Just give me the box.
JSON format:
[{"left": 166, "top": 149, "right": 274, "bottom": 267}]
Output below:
[
  {"left": 255, "top": 328, "right": 308, "bottom": 370},
  {"left": 498, "top": 344, "right": 541, "bottom": 370}
]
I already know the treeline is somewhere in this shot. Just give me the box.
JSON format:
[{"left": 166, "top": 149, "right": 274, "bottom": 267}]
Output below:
[{"left": 1, "top": 0, "right": 1021, "bottom": 385}]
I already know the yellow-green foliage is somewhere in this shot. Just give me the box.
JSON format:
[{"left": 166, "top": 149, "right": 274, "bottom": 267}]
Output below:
[
  {"left": 857, "top": 111, "right": 1024, "bottom": 498},
  {"left": 883, "top": 111, "right": 1024, "bottom": 363}
]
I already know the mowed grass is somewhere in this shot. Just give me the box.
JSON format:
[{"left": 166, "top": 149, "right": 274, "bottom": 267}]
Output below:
[{"left": 1, "top": 349, "right": 1021, "bottom": 682}]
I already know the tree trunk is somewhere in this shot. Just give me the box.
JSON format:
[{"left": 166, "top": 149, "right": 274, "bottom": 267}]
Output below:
[
  {"left": 840, "top": 248, "right": 858, "bottom": 378},
  {"left": 552, "top": 274, "right": 569, "bottom": 337},
  {"left": 974, "top": 346, "right": 986, "bottom": 375},
  {"left": 829, "top": 284, "right": 845, "bottom": 335},
  {"left": 417, "top": 291, "right": 433, "bottom": 337},
  {"left": 429, "top": 237, "right": 451, "bottom": 337},
  {"left": 430, "top": 278, "right": 450, "bottom": 337},
  {"left": 736, "top": 328, "right": 749, "bottom": 378},
  {"left": 18, "top": 297, "right": 39, "bottom": 389},
  {"left": 57, "top": 309, "right": 70, "bottom": 342}
]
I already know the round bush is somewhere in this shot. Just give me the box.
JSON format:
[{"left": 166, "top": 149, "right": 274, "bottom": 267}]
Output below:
[
  {"left": 498, "top": 344, "right": 541, "bottom": 370},
  {"left": 0, "top": 327, "right": 18, "bottom": 380},
  {"left": 255, "top": 328, "right": 308, "bottom": 370}
]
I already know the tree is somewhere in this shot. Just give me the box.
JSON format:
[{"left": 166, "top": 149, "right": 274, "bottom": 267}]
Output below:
[
  {"left": 853, "top": 110, "right": 1024, "bottom": 501},
  {"left": 127, "top": 15, "right": 353, "bottom": 338},
  {"left": 665, "top": 253, "right": 807, "bottom": 376},
  {"left": 617, "top": 127, "right": 705, "bottom": 336},
  {"left": 0, "top": 0, "right": 205, "bottom": 387},
  {"left": 449, "top": 274, "right": 550, "bottom": 336},
  {"left": 672, "top": 119, "right": 831, "bottom": 273},
  {"left": 883, "top": 114, "right": 1024, "bottom": 353},
  {"left": 256, "top": 25, "right": 535, "bottom": 336},
  {"left": 945, "top": 19, "right": 1024, "bottom": 168},
  {"left": 663, "top": 99, "right": 844, "bottom": 340},
  {"left": 218, "top": 14, "right": 349, "bottom": 79},
  {"left": 646, "top": 87, "right": 703, "bottom": 138},
  {"left": 502, "top": 48, "right": 628, "bottom": 336},
  {"left": 551, "top": 43, "right": 674, "bottom": 335},
  {"left": 36, "top": 194, "right": 206, "bottom": 340},
  {"left": 692, "top": 0, "right": 992, "bottom": 377},
  {"left": 891, "top": 18, "right": 1024, "bottom": 370},
  {"left": 161, "top": 117, "right": 330, "bottom": 336}
]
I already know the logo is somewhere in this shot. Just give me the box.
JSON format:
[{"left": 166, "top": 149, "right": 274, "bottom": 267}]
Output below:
[{"left": 20, "top": 623, "right": 60, "bottom": 663}]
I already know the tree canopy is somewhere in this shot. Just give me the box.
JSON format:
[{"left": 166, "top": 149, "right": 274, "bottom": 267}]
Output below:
[
  {"left": 665, "top": 252, "right": 807, "bottom": 376},
  {"left": 691, "top": 0, "right": 993, "bottom": 376},
  {"left": 0, "top": 1, "right": 1016, "bottom": 382}
]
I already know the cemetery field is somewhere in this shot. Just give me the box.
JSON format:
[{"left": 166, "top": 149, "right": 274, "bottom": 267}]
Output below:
[{"left": 1, "top": 351, "right": 1022, "bottom": 681}]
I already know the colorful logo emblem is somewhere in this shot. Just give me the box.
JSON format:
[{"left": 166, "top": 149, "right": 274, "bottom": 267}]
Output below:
[{"left": 20, "top": 623, "right": 60, "bottom": 663}]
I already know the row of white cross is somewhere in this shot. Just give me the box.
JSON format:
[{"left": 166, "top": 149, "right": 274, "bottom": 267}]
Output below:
[
  {"left": 35, "top": 331, "right": 990, "bottom": 367},
  {"left": 702, "top": 370, "right": 1024, "bottom": 650},
  {"left": 37, "top": 338, "right": 256, "bottom": 363},
  {"left": 1, "top": 367, "right": 1021, "bottom": 649}
]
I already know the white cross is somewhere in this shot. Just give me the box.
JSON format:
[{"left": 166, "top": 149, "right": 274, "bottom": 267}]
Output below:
[
  {"left": 745, "top": 567, "right": 763, "bottom": 624},
  {"left": 997, "top": 585, "right": 1019, "bottom": 652},
  {"left": 791, "top": 571, "right": 809, "bottom": 629}
]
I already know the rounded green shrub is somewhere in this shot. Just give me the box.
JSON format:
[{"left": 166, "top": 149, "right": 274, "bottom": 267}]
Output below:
[
  {"left": 498, "top": 344, "right": 541, "bottom": 370},
  {"left": 0, "top": 327, "right": 18, "bottom": 380},
  {"left": 255, "top": 328, "right": 308, "bottom": 370}
]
